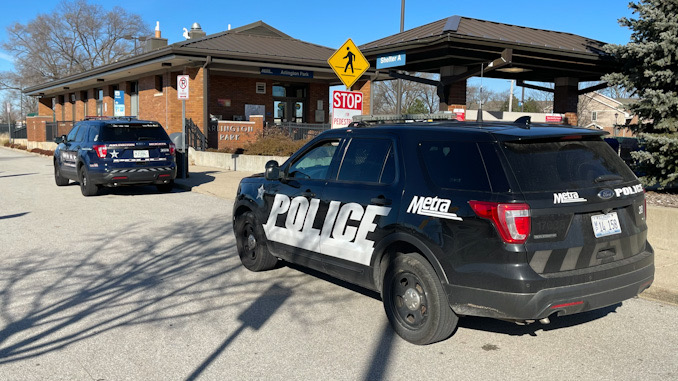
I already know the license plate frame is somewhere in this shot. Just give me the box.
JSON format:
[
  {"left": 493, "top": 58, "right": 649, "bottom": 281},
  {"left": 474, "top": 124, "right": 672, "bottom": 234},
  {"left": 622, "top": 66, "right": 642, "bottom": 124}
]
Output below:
[
  {"left": 591, "top": 212, "right": 622, "bottom": 238},
  {"left": 133, "top": 150, "right": 149, "bottom": 159}
]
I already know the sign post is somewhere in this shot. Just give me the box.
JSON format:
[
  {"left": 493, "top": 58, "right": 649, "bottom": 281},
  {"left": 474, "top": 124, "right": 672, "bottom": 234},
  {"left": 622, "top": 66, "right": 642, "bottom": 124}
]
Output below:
[
  {"left": 328, "top": 39, "right": 370, "bottom": 89},
  {"left": 177, "top": 75, "right": 189, "bottom": 179}
]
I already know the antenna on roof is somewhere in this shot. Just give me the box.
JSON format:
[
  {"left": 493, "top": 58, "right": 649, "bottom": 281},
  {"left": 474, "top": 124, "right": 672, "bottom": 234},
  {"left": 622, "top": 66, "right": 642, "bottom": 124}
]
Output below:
[{"left": 477, "top": 62, "right": 484, "bottom": 123}]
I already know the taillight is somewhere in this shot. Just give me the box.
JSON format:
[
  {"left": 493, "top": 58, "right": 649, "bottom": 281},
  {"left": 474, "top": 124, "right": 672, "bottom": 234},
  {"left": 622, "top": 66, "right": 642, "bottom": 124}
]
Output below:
[
  {"left": 169, "top": 143, "right": 176, "bottom": 156},
  {"left": 93, "top": 145, "right": 107, "bottom": 158},
  {"left": 469, "top": 201, "right": 531, "bottom": 244}
]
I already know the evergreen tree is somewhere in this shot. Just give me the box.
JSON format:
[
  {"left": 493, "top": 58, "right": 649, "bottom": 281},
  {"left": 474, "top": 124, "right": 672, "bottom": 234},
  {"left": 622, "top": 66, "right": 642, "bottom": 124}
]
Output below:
[{"left": 603, "top": 0, "right": 678, "bottom": 187}]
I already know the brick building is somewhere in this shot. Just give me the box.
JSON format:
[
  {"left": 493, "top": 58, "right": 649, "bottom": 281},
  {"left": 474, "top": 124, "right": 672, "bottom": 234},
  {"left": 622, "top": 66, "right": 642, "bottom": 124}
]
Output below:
[
  {"left": 25, "top": 16, "right": 623, "bottom": 149},
  {"left": 24, "top": 21, "right": 337, "bottom": 150}
]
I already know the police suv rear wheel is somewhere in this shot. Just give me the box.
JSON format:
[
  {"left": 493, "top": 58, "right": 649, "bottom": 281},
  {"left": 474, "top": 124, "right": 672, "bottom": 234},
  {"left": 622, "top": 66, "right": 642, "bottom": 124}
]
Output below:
[
  {"left": 235, "top": 211, "right": 278, "bottom": 271},
  {"left": 79, "top": 166, "right": 99, "bottom": 197},
  {"left": 382, "top": 253, "right": 458, "bottom": 345},
  {"left": 54, "top": 161, "right": 69, "bottom": 186}
]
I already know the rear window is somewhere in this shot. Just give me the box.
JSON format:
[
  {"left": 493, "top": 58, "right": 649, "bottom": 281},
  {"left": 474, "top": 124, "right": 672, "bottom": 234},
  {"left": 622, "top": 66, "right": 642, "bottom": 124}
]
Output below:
[
  {"left": 100, "top": 124, "right": 169, "bottom": 142},
  {"left": 419, "top": 141, "right": 491, "bottom": 192},
  {"left": 502, "top": 138, "right": 637, "bottom": 192}
]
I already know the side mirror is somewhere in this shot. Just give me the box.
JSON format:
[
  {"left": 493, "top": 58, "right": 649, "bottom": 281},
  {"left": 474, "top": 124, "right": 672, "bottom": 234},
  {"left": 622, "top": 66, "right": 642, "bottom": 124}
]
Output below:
[
  {"left": 54, "top": 135, "right": 67, "bottom": 144},
  {"left": 265, "top": 160, "right": 281, "bottom": 180}
]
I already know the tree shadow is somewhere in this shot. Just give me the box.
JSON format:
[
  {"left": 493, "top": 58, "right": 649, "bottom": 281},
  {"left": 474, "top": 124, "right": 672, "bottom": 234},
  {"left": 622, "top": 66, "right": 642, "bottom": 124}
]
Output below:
[{"left": 0, "top": 218, "right": 258, "bottom": 364}]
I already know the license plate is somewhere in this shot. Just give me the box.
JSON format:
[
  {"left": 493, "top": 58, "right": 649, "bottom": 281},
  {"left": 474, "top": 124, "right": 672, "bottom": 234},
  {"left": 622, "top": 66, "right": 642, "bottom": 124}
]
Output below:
[
  {"left": 133, "top": 150, "right": 149, "bottom": 159},
  {"left": 591, "top": 212, "right": 622, "bottom": 238}
]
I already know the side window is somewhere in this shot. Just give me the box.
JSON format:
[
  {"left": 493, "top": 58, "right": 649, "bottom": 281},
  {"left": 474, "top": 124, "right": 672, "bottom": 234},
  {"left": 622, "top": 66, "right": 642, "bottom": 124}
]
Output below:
[
  {"left": 66, "top": 126, "right": 80, "bottom": 142},
  {"left": 337, "top": 138, "right": 393, "bottom": 184},
  {"left": 75, "top": 125, "right": 88, "bottom": 142},
  {"left": 287, "top": 139, "right": 340, "bottom": 180},
  {"left": 89, "top": 125, "right": 100, "bottom": 142},
  {"left": 419, "top": 141, "right": 491, "bottom": 192}
]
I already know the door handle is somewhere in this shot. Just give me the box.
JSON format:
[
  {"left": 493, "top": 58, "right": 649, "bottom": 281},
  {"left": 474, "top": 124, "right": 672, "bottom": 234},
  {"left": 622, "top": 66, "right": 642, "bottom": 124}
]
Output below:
[
  {"left": 302, "top": 190, "right": 316, "bottom": 198},
  {"left": 371, "top": 196, "right": 392, "bottom": 206}
]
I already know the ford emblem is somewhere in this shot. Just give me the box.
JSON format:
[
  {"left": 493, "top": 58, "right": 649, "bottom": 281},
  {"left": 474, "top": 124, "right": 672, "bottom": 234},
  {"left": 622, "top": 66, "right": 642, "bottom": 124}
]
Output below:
[{"left": 598, "top": 189, "right": 614, "bottom": 200}]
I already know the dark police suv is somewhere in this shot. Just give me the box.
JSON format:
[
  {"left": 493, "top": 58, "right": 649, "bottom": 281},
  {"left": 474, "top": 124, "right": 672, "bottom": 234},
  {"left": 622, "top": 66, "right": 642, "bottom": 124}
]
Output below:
[
  {"left": 232, "top": 121, "right": 654, "bottom": 345},
  {"left": 53, "top": 117, "right": 176, "bottom": 196}
]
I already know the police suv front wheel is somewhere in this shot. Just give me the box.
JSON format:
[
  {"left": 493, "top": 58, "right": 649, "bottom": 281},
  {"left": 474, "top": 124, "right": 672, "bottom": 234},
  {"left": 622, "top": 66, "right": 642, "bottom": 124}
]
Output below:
[
  {"left": 235, "top": 211, "right": 278, "bottom": 272},
  {"left": 382, "top": 253, "right": 458, "bottom": 345},
  {"left": 54, "top": 161, "right": 69, "bottom": 186}
]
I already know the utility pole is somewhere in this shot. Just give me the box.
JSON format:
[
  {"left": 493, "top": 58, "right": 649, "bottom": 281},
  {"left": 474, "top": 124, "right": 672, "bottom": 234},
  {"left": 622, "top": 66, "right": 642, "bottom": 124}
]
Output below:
[
  {"left": 508, "top": 80, "right": 514, "bottom": 113},
  {"left": 396, "top": 0, "right": 404, "bottom": 115}
]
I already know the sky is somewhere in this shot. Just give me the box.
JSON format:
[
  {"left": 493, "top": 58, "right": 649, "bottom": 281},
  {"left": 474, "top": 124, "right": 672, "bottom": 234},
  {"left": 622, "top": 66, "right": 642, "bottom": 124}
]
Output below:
[{"left": 0, "top": 0, "right": 635, "bottom": 97}]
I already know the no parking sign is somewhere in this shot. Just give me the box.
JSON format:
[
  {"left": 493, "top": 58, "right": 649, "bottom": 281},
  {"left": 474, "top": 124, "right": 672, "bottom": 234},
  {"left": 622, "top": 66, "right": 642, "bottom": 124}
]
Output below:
[{"left": 177, "top": 75, "right": 189, "bottom": 100}]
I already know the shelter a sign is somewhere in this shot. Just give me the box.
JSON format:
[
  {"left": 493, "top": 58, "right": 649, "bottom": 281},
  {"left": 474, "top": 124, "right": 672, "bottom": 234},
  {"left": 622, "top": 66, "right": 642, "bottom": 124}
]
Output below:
[{"left": 328, "top": 39, "right": 369, "bottom": 89}]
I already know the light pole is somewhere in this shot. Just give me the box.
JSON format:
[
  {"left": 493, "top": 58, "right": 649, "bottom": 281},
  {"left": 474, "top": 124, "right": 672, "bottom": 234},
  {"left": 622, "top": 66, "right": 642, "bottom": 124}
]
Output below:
[
  {"left": 123, "top": 35, "right": 148, "bottom": 55},
  {"left": 614, "top": 112, "right": 619, "bottom": 137}
]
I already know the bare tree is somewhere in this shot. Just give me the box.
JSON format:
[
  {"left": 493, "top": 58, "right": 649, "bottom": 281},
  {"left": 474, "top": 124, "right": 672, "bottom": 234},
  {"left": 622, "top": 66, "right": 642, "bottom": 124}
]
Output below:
[
  {"left": 2, "top": 0, "right": 151, "bottom": 87},
  {"left": 372, "top": 73, "right": 440, "bottom": 114}
]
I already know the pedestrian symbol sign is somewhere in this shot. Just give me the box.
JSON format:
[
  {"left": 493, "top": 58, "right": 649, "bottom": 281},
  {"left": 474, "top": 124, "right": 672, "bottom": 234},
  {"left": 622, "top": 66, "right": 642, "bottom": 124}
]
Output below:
[{"left": 328, "top": 39, "right": 370, "bottom": 89}]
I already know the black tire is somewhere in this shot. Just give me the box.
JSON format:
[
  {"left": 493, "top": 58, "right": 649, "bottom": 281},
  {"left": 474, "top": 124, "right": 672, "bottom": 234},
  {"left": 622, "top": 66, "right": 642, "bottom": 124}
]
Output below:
[
  {"left": 382, "top": 252, "right": 458, "bottom": 345},
  {"left": 156, "top": 181, "right": 174, "bottom": 193},
  {"left": 54, "top": 160, "right": 69, "bottom": 186},
  {"left": 235, "top": 211, "right": 278, "bottom": 271},
  {"left": 79, "top": 165, "right": 99, "bottom": 196}
]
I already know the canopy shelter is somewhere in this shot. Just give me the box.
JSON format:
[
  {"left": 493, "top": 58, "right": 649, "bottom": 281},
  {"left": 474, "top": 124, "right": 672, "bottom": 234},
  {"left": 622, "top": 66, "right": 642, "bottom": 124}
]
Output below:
[{"left": 359, "top": 15, "right": 616, "bottom": 120}]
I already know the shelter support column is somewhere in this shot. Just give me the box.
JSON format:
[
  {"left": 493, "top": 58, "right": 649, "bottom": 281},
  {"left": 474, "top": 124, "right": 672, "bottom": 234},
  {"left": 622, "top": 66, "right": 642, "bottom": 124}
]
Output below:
[
  {"left": 554, "top": 77, "right": 579, "bottom": 126},
  {"left": 438, "top": 66, "right": 467, "bottom": 114}
]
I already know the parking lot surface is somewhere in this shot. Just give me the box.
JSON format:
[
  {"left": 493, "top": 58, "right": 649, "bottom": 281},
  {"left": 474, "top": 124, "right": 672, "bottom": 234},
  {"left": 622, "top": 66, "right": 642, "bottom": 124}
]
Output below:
[{"left": 1, "top": 147, "right": 677, "bottom": 380}]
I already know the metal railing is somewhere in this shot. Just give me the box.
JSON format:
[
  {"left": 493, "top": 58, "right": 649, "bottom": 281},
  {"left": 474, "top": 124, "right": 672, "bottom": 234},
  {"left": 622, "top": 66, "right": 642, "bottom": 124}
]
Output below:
[
  {"left": 276, "top": 122, "right": 331, "bottom": 140},
  {"left": 45, "top": 121, "right": 75, "bottom": 142},
  {"left": 186, "top": 118, "right": 207, "bottom": 151}
]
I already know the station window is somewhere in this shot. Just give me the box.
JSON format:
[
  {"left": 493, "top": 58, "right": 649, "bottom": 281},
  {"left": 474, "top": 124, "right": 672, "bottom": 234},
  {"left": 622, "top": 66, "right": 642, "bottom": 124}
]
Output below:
[
  {"left": 81, "top": 90, "right": 88, "bottom": 117},
  {"left": 95, "top": 88, "right": 103, "bottom": 116},
  {"left": 155, "top": 75, "right": 163, "bottom": 93}
]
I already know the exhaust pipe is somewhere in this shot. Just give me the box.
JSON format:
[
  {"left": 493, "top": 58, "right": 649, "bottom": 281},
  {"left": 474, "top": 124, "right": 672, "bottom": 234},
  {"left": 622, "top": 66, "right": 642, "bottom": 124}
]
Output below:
[{"left": 539, "top": 317, "right": 550, "bottom": 325}]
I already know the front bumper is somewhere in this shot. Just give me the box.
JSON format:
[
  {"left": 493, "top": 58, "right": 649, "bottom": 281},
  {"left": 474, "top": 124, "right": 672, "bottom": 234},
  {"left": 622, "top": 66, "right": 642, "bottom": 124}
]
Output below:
[{"left": 445, "top": 250, "right": 654, "bottom": 320}]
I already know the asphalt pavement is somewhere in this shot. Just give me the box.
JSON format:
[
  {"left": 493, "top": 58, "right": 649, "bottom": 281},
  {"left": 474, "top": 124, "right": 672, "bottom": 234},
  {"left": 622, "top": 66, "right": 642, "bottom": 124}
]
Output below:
[{"left": 174, "top": 164, "right": 678, "bottom": 306}]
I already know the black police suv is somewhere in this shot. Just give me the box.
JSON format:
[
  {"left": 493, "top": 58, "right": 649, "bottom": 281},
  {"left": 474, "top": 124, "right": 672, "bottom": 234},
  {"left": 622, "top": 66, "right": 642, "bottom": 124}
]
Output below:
[
  {"left": 53, "top": 117, "right": 177, "bottom": 196},
  {"left": 232, "top": 122, "right": 654, "bottom": 345}
]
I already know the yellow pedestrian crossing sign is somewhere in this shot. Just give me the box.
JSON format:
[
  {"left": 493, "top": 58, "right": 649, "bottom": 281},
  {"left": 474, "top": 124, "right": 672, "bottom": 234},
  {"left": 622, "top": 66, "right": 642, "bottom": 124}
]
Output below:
[{"left": 328, "top": 39, "right": 370, "bottom": 89}]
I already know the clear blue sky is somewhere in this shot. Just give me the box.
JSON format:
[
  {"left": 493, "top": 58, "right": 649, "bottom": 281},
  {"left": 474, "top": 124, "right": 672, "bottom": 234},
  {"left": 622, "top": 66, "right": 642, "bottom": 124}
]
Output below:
[{"left": 0, "top": 0, "right": 634, "bottom": 95}]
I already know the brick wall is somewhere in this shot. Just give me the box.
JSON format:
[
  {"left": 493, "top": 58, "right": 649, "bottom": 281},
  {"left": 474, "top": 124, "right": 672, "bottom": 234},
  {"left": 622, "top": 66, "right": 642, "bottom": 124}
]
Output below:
[
  {"left": 209, "top": 74, "right": 273, "bottom": 124},
  {"left": 354, "top": 81, "right": 371, "bottom": 115},
  {"left": 26, "top": 116, "right": 51, "bottom": 142},
  {"left": 309, "top": 83, "right": 330, "bottom": 123}
]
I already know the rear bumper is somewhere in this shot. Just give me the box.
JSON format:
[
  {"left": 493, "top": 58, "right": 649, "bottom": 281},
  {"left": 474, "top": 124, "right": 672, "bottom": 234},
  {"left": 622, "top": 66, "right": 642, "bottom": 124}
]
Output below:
[
  {"left": 89, "top": 165, "right": 176, "bottom": 186},
  {"left": 445, "top": 251, "right": 654, "bottom": 320}
]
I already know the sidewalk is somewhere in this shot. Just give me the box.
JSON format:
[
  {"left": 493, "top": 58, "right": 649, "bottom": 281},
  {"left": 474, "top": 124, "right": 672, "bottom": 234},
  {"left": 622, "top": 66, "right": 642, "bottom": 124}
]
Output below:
[
  {"left": 174, "top": 164, "right": 256, "bottom": 201},
  {"left": 176, "top": 164, "right": 677, "bottom": 306}
]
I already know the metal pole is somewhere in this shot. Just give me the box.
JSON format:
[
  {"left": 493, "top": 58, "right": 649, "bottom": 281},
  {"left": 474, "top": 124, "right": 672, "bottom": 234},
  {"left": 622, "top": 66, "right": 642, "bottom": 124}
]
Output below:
[
  {"left": 508, "top": 80, "right": 514, "bottom": 113},
  {"left": 182, "top": 99, "right": 187, "bottom": 179},
  {"left": 396, "top": 0, "right": 404, "bottom": 115},
  {"left": 521, "top": 86, "right": 525, "bottom": 112}
]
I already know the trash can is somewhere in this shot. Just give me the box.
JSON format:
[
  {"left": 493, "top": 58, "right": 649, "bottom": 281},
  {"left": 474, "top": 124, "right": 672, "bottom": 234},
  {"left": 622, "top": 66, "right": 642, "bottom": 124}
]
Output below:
[
  {"left": 170, "top": 133, "right": 189, "bottom": 179},
  {"left": 176, "top": 150, "right": 189, "bottom": 179}
]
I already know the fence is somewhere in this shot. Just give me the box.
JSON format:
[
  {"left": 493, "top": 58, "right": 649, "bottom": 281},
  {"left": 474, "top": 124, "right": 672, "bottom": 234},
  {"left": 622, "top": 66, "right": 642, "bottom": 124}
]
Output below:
[
  {"left": 274, "top": 122, "right": 331, "bottom": 140},
  {"left": 0, "top": 122, "right": 27, "bottom": 139}
]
